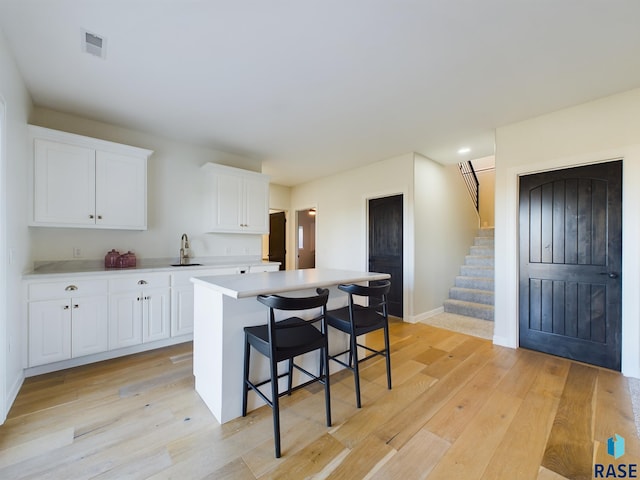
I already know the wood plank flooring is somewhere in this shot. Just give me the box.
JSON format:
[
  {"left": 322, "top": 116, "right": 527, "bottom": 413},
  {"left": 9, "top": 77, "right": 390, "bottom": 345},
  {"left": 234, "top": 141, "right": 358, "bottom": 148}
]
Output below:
[{"left": 1, "top": 320, "right": 638, "bottom": 479}]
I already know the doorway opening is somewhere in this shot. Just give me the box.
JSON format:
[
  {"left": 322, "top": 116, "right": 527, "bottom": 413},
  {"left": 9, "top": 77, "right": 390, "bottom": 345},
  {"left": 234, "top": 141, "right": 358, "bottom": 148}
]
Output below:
[
  {"left": 296, "top": 208, "right": 316, "bottom": 269},
  {"left": 265, "top": 210, "right": 286, "bottom": 270}
]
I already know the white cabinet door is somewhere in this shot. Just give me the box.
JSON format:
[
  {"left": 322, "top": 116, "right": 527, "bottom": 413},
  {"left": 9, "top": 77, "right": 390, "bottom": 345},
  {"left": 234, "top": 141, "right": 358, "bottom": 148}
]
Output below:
[
  {"left": 203, "top": 163, "right": 269, "bottom": 234},
  {"left": 171, "top": 285, "right": 194, "bottom": 337},
  {"left": 72, "top": 295, "right": 109, "bottom": 358},
  {"left": 28, "top": 299, "right": 72, "bottom": 366},
  {"left": 95, "top": 151, "right": 147, "bottom": 230},
  {"left": 143, "top": 288, "right": 171, "bottom": 343},
  {"left": 206, "top": 169, "right": 244, "bottom": 232},
  {"left": 33, "top": 139, "right": 95, "bottom": 226},
  {"left": 109, "top": 291, "right": 143, "bottom": 349},
  {"left": 243, "top": 175, "right": 269, "bottom": 234}
]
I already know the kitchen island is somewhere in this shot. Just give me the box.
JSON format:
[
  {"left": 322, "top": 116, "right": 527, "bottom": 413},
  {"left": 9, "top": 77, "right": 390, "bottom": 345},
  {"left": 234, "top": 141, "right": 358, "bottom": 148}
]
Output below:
[{"left": 191, "top": 268, "right": 391, "bottom": 424}]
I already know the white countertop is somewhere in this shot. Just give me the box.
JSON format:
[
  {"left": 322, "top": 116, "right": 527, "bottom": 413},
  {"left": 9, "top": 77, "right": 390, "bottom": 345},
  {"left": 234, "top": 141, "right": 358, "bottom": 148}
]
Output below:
[
  {"left": 191, "top": 268, "right": 391, "bottom": 299},
  {"left": 23, "top": 257, "right": 279, "bottom": 279}
]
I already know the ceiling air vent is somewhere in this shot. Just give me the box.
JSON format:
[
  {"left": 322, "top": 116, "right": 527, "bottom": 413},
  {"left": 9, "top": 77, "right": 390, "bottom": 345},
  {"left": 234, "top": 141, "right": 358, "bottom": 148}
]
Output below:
[{"left": 82, "top": 29, "right": 107, "bottom": 59}]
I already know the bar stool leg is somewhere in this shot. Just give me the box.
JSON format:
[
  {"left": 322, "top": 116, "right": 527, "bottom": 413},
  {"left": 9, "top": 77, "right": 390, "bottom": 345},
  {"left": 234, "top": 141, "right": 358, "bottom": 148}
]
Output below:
[
  {"left": 323, "top": 346, "right": 332, "bottom": 426},
  {"left": 384, "top": 323, "right": 392, "bottom": 390},
  {"left": 287, "top": 359, "right": 293, "bottom": 395},
  {"left": 350, "top": 333, "right": 362, "bottom": 408},
  {"left": 270, "top": 356, "right": 282, "bottom": 458},
  {"left": 242, "top": 334, "right": 250, "bottom": 416}
]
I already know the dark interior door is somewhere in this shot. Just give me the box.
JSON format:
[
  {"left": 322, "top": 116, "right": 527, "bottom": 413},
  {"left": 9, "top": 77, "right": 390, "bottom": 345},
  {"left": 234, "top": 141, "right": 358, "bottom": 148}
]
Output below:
[
  {"left": 269, "top": 212, "right": 286, "bottom": 270},
  {"left": 519, "top": 160, "right": 622, "bottom": 370},
  {"left": 369, "top": 195, "right": 403, "bottom": 317}
]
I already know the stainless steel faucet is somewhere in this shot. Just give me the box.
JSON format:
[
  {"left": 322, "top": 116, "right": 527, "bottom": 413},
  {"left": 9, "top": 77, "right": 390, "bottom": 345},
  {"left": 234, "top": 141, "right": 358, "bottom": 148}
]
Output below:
[{"left": 180, "top": 233, "right": 190, "bottom": 265}]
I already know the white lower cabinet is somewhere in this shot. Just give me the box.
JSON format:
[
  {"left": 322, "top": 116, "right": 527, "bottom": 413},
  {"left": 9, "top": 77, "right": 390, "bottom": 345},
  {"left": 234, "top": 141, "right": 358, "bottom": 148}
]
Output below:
[
  {"left": 27, "top": 280, "right": 108, "bottom": 367},
  {"left": 71, "top": 296, "right": 109, "bottom": 357},
  {"left": 108, "top": 275, "right": 171, "bottom": 350},
  {"left": 171, "top": 285, "right": 195, "bottom": 337},
  {"left": 170, "top": 267, "right": 239, "bottom": 337},
  {"left": 25, "top": 263, "right": 279, "bottom": 372},
  {"left": 28, "top": 299, "right": 72, "bottom": 366}
]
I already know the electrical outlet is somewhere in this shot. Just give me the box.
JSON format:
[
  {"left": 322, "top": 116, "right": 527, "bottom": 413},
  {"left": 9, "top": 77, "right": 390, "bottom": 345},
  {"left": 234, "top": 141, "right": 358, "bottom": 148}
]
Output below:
[{"left": 73, "top": 247, "right": 82, "bottom": 258}]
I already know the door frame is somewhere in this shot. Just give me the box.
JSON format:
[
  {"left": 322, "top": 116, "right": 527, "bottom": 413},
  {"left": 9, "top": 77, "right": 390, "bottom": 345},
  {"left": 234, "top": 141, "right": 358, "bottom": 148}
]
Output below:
[
  {"left": 495, "top": 146, "right": 640, "bottom": 378},
  {"left": 364, "top": 189, "right": 411, "bottom": 321}
]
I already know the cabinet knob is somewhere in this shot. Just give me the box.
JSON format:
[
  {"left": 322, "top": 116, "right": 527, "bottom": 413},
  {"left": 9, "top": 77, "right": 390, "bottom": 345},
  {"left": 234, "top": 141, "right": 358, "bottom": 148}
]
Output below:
[
  {"left": 63, "top": 305, "right": 70, "bottom": 310},
  {"left": 138, "top": 280, "right": 148, "bottom": 285},
  {"left": 65, "top": 285, "right": 78, "bottom": 291},
  {"left": 97, "top": 215, "right": 103, "bottom": 220},
  {"left": 144, "top": 296, "right": 150, "bottom": 300},
  {"left": 137, "top": 297, "right": 141, "bottom": 301},
  {"left": 73, "top": 304, "right": 79, "bottom": 309},
  {"left": 89, "top": 214, "right": 94, "bottom": 219}
]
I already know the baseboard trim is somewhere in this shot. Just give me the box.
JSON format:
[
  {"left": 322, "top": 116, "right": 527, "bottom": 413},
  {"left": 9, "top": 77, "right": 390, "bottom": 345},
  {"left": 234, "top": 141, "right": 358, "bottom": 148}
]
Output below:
[
  {"left": 3, "top": 371, "right": 24, "bottom": 423},
  {"left": 410, "top": 306, "right": 445, "bottom": 324}
]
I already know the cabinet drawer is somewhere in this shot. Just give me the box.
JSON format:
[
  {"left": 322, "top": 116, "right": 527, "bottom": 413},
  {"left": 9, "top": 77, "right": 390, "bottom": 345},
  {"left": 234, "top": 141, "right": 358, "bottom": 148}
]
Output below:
[
  {"left": 109, "top": 273, "right": 171, "bottom": 292},
  {"left": 28, "top": 279, "right": 108, "bottom": 301}
]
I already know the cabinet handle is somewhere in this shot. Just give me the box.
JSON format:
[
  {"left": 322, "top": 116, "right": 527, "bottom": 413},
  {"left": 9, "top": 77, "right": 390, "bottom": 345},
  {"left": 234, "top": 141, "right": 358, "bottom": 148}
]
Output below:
[
  {"left": 138, "top": 280, "right": 148, "bottom": 285},
  {"left": 89, "top": 214, "right": 94, "bottom": 219},
  {"left": 65, "top": 285, "right": 78, "bottom": 291}
]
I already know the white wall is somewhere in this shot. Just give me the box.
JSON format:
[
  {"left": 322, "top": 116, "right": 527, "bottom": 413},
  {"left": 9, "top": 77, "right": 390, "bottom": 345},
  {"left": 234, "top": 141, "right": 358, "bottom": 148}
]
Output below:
[
  {"left": 0, "top": 29, "right": 33, "bottom": 421},
  {"left": 29, "top": 108, "right": 265, "bottom": 263},
  {"left": 290, "top": 152, "right": 479, "bottom": 322},
  {"left": 291, "top": 153, "right": 415, "bottom": 316},
  {"left": 413, "top": 155, "right": 478, "bottom": 318},
  {"left": 495, "top": 87, "right": 640, "bottom": 378}
]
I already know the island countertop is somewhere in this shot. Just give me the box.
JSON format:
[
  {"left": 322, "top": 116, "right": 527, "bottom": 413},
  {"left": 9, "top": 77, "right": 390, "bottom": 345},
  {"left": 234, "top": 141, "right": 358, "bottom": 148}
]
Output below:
[{"left": 191, "top": 268, "right": 391, "bottom": 299}]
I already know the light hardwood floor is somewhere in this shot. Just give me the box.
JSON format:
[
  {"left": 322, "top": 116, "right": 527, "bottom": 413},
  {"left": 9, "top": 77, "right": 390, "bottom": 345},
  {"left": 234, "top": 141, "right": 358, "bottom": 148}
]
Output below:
[{"left": 1, "top": 320, "right": 638, "bottom": 479}]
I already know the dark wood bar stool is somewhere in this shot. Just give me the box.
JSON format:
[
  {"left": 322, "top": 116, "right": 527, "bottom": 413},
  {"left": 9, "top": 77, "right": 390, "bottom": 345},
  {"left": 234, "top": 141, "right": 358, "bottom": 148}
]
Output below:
[
  {"left": 326, "top": 280, "right": 391, "bottom": 408},
  {"left": 242, "top": 288, "right": 331, "bottom": 458}
]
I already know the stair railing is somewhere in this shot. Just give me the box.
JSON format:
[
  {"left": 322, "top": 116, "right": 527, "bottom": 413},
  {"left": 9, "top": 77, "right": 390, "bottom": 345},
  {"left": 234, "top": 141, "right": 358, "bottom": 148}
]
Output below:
[{"left": 459, "top": 161, "right": 479, "bottom": 212}]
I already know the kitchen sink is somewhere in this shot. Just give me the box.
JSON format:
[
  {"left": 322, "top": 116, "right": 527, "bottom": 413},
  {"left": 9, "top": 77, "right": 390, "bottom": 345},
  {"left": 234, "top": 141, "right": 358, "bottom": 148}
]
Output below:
[{"left": 170, "top": 263, "right": 203, "bottom": 267}]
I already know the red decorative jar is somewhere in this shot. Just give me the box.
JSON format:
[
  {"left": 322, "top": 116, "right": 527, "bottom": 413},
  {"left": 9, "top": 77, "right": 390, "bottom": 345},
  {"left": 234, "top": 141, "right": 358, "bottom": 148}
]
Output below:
[
  {"left": 126, "top": 251, "right": 137, "bottom": 267},
  {"left": 105, "top": 249, "right": 120, "bottom": 268}
]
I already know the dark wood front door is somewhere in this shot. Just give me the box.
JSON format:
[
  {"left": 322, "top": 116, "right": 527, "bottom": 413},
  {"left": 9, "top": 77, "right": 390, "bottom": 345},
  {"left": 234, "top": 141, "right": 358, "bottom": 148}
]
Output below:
[
  {"left": 369, "top": 195, "right": 403, "bottom": 317},
  {"left": 519, "top": 160, "right": 622, "bottom": 370},
  {"left": 269, "top": 212, "right": 286, "bottom": 270}
]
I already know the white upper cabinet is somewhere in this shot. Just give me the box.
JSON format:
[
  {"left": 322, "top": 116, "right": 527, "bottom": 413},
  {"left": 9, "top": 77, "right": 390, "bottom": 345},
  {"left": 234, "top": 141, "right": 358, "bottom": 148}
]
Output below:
[
  {"left": 29, "top": 126, "right": 153, "bottom": 230},
  {"left": 95, "top": 151, "right": 147, "bottom": 229},
  {"left": 202, "top": 163, "right": 269, "bottom": 234},
  {"left": 33, "top": 140, "right": 96, "bottom": 226}
]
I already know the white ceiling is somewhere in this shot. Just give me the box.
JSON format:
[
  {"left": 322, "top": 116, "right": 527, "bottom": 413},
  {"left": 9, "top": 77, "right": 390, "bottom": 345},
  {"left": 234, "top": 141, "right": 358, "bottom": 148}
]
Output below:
[{"left": 1, "top": 1, "right": 640, "bottom": 186}]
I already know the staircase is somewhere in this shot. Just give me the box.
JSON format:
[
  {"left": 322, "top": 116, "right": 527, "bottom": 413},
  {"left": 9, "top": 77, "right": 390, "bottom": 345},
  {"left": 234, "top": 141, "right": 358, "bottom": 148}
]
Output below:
[{"left": 443, "top": 228, "right": 494, "bottom": 321}]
